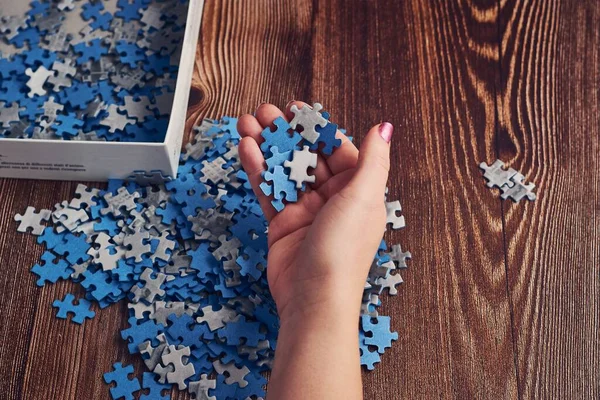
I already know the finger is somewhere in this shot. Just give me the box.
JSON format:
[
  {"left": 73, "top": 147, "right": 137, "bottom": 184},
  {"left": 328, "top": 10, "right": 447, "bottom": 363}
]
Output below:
[
  {"left": 237, "top": 113, "right": 264, "bottom": 143},
  {"left": 238, "top": 136, "right": 277, "bottom": 222},
  {"left": 345, "top": 122, "right": 393, "bottom": 202},
  {"left": 325, "top": 134, "right": 359, "bottom": 175},
  {"left": 255, "top": 103, "right": 286, "bottom": 129},
  {"left": 257, "top": 102, "right": 332, "bottom": 188},
  {"left": 285, "top": 101, "right": 358, "bottom": 175}
]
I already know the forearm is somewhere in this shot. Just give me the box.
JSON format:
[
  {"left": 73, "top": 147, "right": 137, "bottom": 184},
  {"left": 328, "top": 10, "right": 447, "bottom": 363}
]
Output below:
[{"left": 268, "top": 303, "right": 363, "bottom": 400}]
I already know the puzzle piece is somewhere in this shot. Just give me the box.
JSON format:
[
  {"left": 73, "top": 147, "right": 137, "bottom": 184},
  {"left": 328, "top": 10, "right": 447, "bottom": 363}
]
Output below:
[
  {"left": 103, "top": 363, "right": 141, "bottom": 400},
  {"left": 188, "top": 374, "right": 216, "bottom": 400},
  {"left": 0, "top": 102, "right": 24, "bottom": 128},
  {"left": 52, "top": 293, "right": 95, "bottom": 324},
  {"left": 14, "top": 206, "right": 51, "bottom": 235},
  {"left": 31, "top": 251, "right": 72, "bottom": 286},
  {"left": 102, "top": 187, "right": 140, "bottom": 217},
  {"left": 385, "top": 200, "right": 406, "bottom": 230},
  {"left": 161, "top": 344, "right": 195, "bottom": 389},
  {"left": 479, "top": 159, "right": 518, "bottom": 189},
  {"left": 130, "top": 268, "right": 167, "bottom": 304},
  {"left": 259, "top": 117, "right": 303, "bottom": 155},
  {"left": 260, "top": 166, "right": 297, "bottom": 206},
  {"left": 289, "top": 102, "right": 327, "bottom": 144},
  {"left": 25, "top": 66, "right": 53, "bottom": 97},
  {"left": 284, "top": 145, "right": 317, "bottom": 189},
  {"left": 361, "top": 315, "right": 398, "bottom": 354},
  {"left": 310, "top": 121, "right": 342, "bottom": 155},
  {"left": 140, "top": 371, "right": 170, "bottom": 400},
  {"left": 500, "top": 173, "right": 537, "bottom": 202}
]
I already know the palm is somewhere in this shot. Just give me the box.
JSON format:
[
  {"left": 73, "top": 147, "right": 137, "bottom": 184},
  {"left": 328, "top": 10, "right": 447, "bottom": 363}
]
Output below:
[
  {"left": 237, "top": 102, "right": 370, "bottom": 319},
  {"left": 263, "top": 171, "right": 353, "bottom": 316}
]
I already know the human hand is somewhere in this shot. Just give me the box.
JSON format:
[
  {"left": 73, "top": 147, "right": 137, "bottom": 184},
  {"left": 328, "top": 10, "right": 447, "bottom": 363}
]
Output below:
[{"left": 237, "top": 102, "right": 393, "bottom": 325}]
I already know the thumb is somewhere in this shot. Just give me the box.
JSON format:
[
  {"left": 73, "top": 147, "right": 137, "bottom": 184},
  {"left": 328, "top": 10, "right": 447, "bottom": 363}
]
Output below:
[{"left": 346, "top": 122, "right": 393, "bottom": 201}]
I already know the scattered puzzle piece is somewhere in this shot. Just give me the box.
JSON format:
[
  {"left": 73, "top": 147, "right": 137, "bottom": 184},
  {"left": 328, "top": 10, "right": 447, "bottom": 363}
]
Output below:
[
  {"left": 52, "top": 293, "right": 95, "bottom": 324},
  {"left": 103, "top": 363, "right": 141, "bottom": 400}
]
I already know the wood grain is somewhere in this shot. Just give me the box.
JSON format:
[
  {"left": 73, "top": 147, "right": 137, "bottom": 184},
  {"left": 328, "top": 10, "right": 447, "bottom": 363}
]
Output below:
[
  {"left": 497, "top": 0, "right": 600, "bottom": 398},
  {"left": 0, "top": 0, "right": 598, "bottom": 399}
]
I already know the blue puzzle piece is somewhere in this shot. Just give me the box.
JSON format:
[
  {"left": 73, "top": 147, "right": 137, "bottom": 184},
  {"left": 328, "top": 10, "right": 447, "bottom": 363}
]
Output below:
[
  {"left": 31, "top": 251, "right": 72, "bottom": 286},
  {"left": 81, "top": 268, "right": 122, "bottom": 301},
  {"left": 52, "top": 293, "right": 95, "bottom": 324},
  {"left": 54, "top": 232, "right": 91, "bottom": 265},
  {"left": 37, "top": 227, "right": 67, "bottom": 250},
  {"left": 188, "top": 242, "right": 219, "bottom": 282},
  {"left": 310, "top": 121, "right": 342, "bottom": 155},
  {"left": 103, "top": 363, "right": 141, "bottom": 400},
  {"left": 121, "top": 317, "right": 165, "bottom": 354},
  {"left": 235, "top": 247, "right": 266, "bottom": 281},
  {"left": 28, "top": 1, "right": 50, "bottom": 17},
  {"left": 53, "top": 114, "right": 84, "bottom": 138},
  {"left": 217, "top": 316, "right": 265, "bottom": 347},
  {"left": 260, "top": 166, "right": 297, "bottom": 212},
  {"left": 230, "top": 212, "right": 267, "bottom": 250},
  {"left": 361, "top": 315, "right": 398, "bottom": 354},
  {"left": 359, "top": 329, "right": 381, "bottom": 370},
  {"left": 140, "top": 372, "right": 170, "bottom": 400},
  {"left": 116, "top": 41, "right": 146, "bottom": 68},
  {"left": 73, "top": 39, "right": 107, "bottom": 63},
  {"left": 259, "top": 117, "right": 302, "bottom": 156},
  {"left": 265, "top": 146, "right": 292, "bottom": 170},
  {"left": 115, "top": 0, "right": 147, "bottom": 21}
]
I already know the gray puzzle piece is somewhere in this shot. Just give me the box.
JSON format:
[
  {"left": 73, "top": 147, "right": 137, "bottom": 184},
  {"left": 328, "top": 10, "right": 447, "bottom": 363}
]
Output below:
[
  {"left": 161, "top": 344, "right": 195, "bottom": 389},
  {"left": 289, "top": 102, "right": 327, "bottom": 144},
  {"left": 479, "top": 159, "right": 517, "bottom": 189},
  {"left": 385, "top": 200, "right": 406, "bottom": 230},
  {"left": 188, "top": 374, "right": 216, "bottom": 400},
  {"left": 501, "top": 173, "right": 537, "bottom": 202},
  {"left": 14, "top": 206, "right": 51, "bottom": 235}
]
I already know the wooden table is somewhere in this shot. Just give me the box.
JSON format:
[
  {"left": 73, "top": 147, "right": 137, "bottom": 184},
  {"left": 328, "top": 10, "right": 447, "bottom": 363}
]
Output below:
[{"left": 1, "top": 1, "right": 598, "bottom": 399}]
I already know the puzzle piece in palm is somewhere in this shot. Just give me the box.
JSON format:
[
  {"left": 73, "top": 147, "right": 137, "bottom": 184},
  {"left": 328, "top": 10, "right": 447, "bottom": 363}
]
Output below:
[
  {"left": 259, "top": 117, "right": 302, "bottom": 156},
  {"left": 310, "top": 121, "right": 342, "bottom": 155},
  {"left": 52, "top": 293, "right": 95, "bottom": 324},
  {"left": 260, "top": 166, "right": 297, "bottom": 211},
  {"left": 284, "top": 145, "right": 317, "bottom": 189},
  {"left": 14, "top": 206, "right": 51, "bottom": 235},
  {"left": 289, "top": 102, "right": 327, "bottom": 144}
]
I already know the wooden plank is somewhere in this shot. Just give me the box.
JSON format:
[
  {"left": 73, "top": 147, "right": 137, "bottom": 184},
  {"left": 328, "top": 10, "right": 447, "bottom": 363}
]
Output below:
[
  {"left": 497, "top": 0, "right": 600, "bottom": 398},
  {"left": 309, "top": 0, "right": 519, "bottom": 398}
]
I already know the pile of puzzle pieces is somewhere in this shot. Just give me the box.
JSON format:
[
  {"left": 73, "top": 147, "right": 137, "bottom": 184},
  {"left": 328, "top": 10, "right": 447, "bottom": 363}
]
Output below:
[
  {"left": 14, "top": 108, "right": 409, "bottom": 398},
  {"left": 0, "top": 0, "right": 187, "bottom": 141}
]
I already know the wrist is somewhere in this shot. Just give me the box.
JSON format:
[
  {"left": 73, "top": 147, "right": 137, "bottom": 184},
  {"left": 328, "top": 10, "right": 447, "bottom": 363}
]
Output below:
[{"left": 276, "top": 282, "right": 363, "bottom": 331}]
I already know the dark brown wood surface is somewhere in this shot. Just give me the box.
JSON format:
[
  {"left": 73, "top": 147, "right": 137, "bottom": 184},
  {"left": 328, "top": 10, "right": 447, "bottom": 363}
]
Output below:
[{"left": 1, "top": 1, "right": 598, "bottom": 399}]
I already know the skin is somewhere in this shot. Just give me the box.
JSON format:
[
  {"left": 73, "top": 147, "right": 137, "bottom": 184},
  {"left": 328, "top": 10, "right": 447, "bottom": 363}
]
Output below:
[{"left": 237, "top": 101, "right": 392, "bottom": 400}]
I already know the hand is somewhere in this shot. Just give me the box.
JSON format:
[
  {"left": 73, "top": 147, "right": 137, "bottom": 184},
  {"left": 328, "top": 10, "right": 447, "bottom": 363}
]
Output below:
[{"left": 237, "top": 102, "right": 393, "bottom": 324}]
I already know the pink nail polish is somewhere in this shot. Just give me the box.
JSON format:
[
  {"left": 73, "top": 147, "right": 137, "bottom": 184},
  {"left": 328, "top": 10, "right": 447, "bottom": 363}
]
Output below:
[{"left": 379, "top": 122, "right": 393, "bottom": 143}]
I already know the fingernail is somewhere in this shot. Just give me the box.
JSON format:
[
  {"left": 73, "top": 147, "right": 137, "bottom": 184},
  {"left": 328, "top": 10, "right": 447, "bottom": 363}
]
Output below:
[
  {"left": 257, "top": 101, "right": 268, "bottom": 108},
  {"left": 379, "top": 122, "right": 393, "bottom": 143},
  {"left": 285, "top": 100, "right": 296, "bottom": 109}
]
